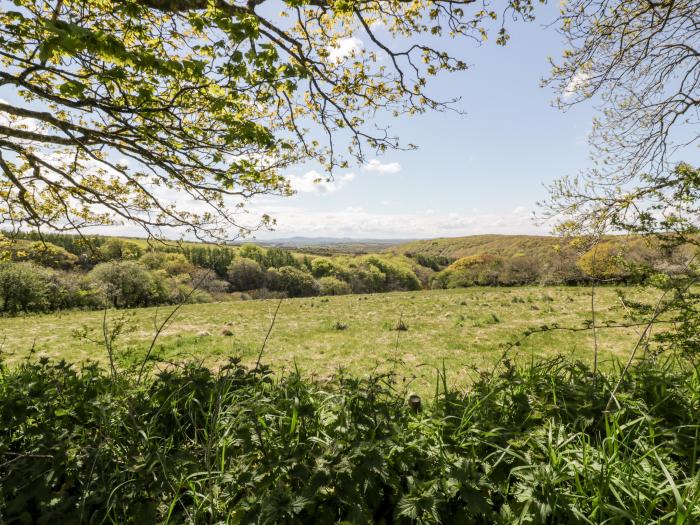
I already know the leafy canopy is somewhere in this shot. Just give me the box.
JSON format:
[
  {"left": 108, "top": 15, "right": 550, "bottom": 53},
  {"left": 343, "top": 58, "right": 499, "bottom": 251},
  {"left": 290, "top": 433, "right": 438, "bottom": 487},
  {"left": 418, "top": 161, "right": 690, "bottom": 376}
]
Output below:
[
  {"left": 543, "top": 0, "right": 700, "bottom": 236},
  {"left": 0, "top": 0, "right": 537, "bottom": 240},
  {"left": 547, "top": 0, "right": 700, "bottom": 179}
]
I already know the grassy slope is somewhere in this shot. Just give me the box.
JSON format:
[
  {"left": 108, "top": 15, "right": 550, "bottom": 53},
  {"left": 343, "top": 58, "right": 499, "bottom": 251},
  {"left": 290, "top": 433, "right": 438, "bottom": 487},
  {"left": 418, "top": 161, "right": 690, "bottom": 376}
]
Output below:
[
  {"left": 1, "top": 286, "right": 652, "bottom": 392},
  {"left": 387, "top": 234, "right": 569, "bottom": 260}
]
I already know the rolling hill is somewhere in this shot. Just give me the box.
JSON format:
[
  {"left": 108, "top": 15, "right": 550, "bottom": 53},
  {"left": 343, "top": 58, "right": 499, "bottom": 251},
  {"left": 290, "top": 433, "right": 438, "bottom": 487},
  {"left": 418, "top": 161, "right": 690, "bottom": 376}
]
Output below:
[{"left": 387, "top": 234, "right": 571, "bottom": 261}]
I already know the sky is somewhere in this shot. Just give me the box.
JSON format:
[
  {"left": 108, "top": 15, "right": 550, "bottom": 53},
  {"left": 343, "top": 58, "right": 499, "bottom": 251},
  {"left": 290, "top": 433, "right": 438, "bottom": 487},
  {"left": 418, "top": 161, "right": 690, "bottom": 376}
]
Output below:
[
  {"left": 247, "top": 4, "right": 597, "bottom": 240},
  {"left": 5, "top": 3, "right": 689, "bottom": 242}
]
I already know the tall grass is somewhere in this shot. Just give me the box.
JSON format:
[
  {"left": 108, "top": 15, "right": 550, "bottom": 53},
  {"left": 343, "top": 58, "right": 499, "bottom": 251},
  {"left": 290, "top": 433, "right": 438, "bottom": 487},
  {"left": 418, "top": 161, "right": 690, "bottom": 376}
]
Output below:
[{"left": 1, "top": 355, "right": 699, "bottom": 523}]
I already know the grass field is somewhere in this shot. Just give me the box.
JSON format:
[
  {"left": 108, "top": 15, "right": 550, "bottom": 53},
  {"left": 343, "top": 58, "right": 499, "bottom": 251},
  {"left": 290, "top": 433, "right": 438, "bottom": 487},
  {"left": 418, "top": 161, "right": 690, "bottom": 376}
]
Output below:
[{"left": 0, "top": 286, "right": 657, "bottom": 392}]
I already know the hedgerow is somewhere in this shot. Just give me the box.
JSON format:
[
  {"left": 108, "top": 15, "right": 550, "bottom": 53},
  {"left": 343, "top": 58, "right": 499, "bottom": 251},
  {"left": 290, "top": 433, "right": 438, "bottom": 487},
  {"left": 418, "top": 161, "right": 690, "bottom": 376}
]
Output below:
[{"left": 1, "top": 355, "right": 698, "bottom": 523}]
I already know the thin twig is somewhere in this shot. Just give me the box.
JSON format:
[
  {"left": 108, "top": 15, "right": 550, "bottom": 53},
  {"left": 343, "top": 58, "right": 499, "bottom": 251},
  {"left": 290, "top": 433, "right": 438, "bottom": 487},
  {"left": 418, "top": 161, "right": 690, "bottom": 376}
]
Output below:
[
  {"left": 101, "top": 307, "right": 116, "bottom": 380},
  {"left": 392, "top": 310, "right": 404, "bottom": 370},
  {"left": 605, "top": 257, "right": 699, "bottom": 412},
  {"left": 487, "top": 318, "right": 675, "bottom": 380},
  {"left": 254, "top": 296, "right": 284, "bottom": 371},
  {"left": 136, "top": 268, "right": 213, "bottom": 385},
  {"left": 591, "top": 277, "right": 599, "bottom": 374},
  {"left": 605, "top": 295, "right": 668, "bottom": 412},
  {"left": 617, "top": 296, "right": 647, "bottom": 351},
  {"left": 587, "top": 234, "right": 603, "bottom": 376},
  {"left": 0, "top": 453, "right": 53, "bottom": 468}
]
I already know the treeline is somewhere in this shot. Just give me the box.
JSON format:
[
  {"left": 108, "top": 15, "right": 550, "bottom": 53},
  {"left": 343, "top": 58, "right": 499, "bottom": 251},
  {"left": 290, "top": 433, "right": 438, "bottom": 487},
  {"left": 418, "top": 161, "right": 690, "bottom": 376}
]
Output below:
[
  {"left": 4, "top": 231, "right": 238, "bottom": 274},
  {"left": 0, "top": 256, "right": 215, "bottom": 315},
  {"left": 421, "top": 237, "right": 697, "bottom": 289},
  {"left": 0, "top": 234, "right": 423, "bottom": 314},
  {"left": 226, "top": 248, "right": 421, "bottom": 298},
  {"left": 0, "top": 232, "right": 696, "bottom": 315}
]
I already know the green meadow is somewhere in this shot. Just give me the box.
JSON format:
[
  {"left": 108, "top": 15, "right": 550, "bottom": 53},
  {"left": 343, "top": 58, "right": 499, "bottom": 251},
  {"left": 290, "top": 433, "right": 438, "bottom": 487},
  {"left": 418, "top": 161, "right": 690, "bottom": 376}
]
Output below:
[{"left": 1, "top": 286, "right": 654, "bottom": 392}]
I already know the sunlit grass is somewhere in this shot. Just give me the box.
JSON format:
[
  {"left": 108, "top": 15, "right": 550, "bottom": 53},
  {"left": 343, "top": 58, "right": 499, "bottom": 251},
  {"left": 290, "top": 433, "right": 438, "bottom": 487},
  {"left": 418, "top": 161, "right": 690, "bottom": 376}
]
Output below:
[{"left": 0, "top": 286, "right": 657, "bottom": 393}]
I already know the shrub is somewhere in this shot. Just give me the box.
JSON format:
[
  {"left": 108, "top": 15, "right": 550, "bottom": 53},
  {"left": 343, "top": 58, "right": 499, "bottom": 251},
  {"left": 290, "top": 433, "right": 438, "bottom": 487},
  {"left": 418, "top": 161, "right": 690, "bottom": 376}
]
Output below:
[
  {"left": 2, "top": 240, "right": 78, "bottom": 270},
  {"left": 540, "top": 247, "right": 586, "bottom": 285},
  {"left": 140, "top": 251, "right": 194, "bottom": 277},
  {"left": 318, "top": 276, "right": 352, "bottom": 296},
  {"left": 436, "top": 254, "right": 503, "bottom": 287},
  {"left": 576, "top": 239, "right": 672, "bottom": 283},
  {"left": 364, "top": 255, "right": 421, "bottom": 291},
  {"left": 191, "top": 268, "right": 230, "bottom": 294},
  {"left": 499, "top": 255, "right": 541, "bottom": 285},
  {"left": 99, "top": 238, "right": 143, "bottom": 261},
  {"left": 311, "top": 257, "right": 336, "bottom": 278},
  {"left": 0, "top": 262, "right": 54, "bottom": 313},
  {"left": 89, "top": 261, "right": 167, "bottom": 308},
  {"left": 0, "top": 262, "right": 108, "bottom": 313},
  {"left": 266, "top": 266, "right": 319, "bottom": 297},
  {"left": 347, "top": 263, "right": 386, "bottom": 293},
  {"left": 167, "top": 279, "right": 213, "bottom": 304},
  {"left": 411, "top": 252, "right": 451, "bottom": 271},
  {"left": 577, "top": 241, "right": 630, "bottom": 280},
  {"left": 42, "top": 271, "right": 105, "bottom": 311},
  {"left": 226, "top": 257, "right": 264, "bottom": 291}
]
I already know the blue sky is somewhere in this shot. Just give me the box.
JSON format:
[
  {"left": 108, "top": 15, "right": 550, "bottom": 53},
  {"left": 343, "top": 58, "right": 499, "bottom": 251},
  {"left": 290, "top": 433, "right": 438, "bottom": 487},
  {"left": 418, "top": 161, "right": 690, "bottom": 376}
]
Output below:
[
  {"left": 251, "top": 3, "right": 597, "bottom": 239},
  {"left": 7, "top": 3, "right": 694, "bottom": 241}
]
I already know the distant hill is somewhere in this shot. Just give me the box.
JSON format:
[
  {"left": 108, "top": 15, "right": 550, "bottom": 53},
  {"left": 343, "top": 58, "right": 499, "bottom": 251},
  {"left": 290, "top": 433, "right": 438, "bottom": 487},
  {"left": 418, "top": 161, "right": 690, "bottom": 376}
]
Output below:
[
  {"left": 387, "top": 235, "right": 569, "bottom": 260},
  {"left": 250, "top": 236, "right": 409, "bottom": 254}
]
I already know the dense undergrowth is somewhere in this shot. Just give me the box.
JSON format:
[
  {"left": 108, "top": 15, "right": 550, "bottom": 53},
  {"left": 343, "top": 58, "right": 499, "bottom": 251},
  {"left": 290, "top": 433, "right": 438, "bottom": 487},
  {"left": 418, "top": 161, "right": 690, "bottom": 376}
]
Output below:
[{"left": 1, "top": 355, "right": 699, "bottom": 524}]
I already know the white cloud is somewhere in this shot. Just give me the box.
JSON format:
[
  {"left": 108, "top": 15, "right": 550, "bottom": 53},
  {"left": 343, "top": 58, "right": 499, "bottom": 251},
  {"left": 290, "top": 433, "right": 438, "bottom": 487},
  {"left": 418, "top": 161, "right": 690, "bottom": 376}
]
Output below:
[
  {"left": 288, "top": 170, "right": 355, "bottom": 194},
  {"left": 328, "top": 37, "right": 364, "bottom": 62},
  {"left": 248, "top": 203, "right": 543, "bottom": 238},
  {"left": 84, "top": 197, "right": 546, "bottom": 242},
  {"left": 563, "top": 70, "right": 590, "bottom": 99},
  {"left": 363, "top": 159, "right": 401, "bottom": 175}
]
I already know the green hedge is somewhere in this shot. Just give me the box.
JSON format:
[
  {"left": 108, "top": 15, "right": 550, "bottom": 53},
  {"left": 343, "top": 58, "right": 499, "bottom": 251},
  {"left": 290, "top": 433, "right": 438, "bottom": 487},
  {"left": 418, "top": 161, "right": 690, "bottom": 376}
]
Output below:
[{"left": 1, "top": 356, "right": 699, "bottom": 523}]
